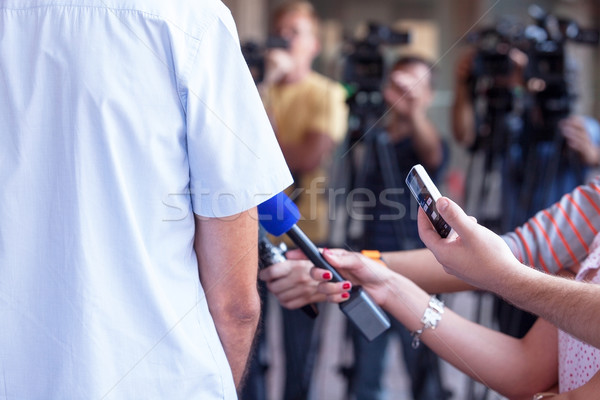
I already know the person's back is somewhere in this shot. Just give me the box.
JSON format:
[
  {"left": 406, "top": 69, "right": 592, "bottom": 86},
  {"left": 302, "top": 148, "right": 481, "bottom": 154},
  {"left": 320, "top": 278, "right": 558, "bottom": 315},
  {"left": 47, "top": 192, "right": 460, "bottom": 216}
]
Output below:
[{"left": 0, "top": 0, "right": 291, "bottom": 398}]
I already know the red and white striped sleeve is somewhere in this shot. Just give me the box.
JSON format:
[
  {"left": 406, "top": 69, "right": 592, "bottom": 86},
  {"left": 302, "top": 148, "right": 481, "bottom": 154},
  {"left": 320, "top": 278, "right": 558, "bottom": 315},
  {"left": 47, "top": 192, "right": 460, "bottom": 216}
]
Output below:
[{"left": 502, "top": 176, "right": 600, "bottom": 274}]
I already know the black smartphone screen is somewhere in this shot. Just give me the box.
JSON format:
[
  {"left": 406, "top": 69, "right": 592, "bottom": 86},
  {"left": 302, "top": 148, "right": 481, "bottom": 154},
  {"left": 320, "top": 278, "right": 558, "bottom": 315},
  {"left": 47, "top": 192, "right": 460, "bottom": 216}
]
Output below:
[{"left": 406, "top": 166, "right": 452, "bottom": 238}]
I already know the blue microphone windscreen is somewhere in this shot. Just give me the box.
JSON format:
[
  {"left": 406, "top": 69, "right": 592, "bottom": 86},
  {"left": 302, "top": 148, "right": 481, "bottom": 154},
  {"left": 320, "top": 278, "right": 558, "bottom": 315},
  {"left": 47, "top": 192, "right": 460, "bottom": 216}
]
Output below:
[{"left": 257, "top": 192, "right": 301, "bottom": 236}]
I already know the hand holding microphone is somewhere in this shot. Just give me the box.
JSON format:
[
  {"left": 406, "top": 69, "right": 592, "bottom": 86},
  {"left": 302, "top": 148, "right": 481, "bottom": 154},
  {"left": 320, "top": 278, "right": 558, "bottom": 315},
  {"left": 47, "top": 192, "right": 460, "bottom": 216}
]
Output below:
[
  {"left": 258, "top": 228, "right": 319, "bottom": 318},
  {"left": 258, "top": 192, "right": 390, "bottom": 341}
]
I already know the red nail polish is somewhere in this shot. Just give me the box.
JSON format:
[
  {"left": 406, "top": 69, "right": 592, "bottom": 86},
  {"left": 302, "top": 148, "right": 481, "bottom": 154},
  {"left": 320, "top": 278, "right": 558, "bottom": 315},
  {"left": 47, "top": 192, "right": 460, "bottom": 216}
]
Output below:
[
  {"left": 323, "top": 272, "right": 332, "bottom": 280},
  {"left": 342, "top": 282, "right": 351, "bottom": 290},
  {"left": 341, "top": 292, "right": 350, "bottom": 299}
]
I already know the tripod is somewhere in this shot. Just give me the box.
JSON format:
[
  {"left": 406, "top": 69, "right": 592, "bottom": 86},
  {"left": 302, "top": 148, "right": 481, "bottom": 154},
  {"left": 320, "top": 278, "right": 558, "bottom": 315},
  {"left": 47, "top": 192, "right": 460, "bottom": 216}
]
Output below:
[
  {"left": 340, "top": 124, "right": 451, "bottom": 400},
  {"left": 347, "top": 126, "right": 411, "bottom": 251}
]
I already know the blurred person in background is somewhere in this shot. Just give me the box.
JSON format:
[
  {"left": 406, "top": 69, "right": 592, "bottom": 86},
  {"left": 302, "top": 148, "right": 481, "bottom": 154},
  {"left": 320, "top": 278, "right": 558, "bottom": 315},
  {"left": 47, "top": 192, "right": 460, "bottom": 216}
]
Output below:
[
  {"left": 242, "top": 2, "right": 348, "bottom": 399},
  {"left": 452, "top": 46, "right": 600, "bottom": 342},
  {"left": 345, "top": 55, "right": 450, "bottom": 400}
]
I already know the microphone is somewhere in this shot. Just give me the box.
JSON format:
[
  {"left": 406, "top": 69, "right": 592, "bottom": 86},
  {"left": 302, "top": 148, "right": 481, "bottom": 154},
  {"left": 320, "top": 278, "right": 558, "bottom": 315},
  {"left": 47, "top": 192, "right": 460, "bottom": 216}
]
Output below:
[
  {"left": 257, "top": 192, "right": 391, "bottom": 341},
  {"left": 258, "top": 226, "right": 319, "bottom": 318}
]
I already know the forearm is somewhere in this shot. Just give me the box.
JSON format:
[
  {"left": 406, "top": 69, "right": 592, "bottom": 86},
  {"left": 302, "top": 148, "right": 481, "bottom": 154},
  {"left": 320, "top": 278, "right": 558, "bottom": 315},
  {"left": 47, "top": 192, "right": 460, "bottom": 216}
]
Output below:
[
  {"left": 452, "top": 85, "right": 475, "bottom": 147},
  {"left": 195, "top": 211, "right": 261, "bottom": 388},
  {"left": 381, "top": 274, "right": 557, "bottom": 398},
  {"left": 209, "top": 297, "right": 260, "bottom": 388},
  {"left": 501, "top": 265, "right": 600, "bottom": 349},
  {"left": 382, "top": 248, "right": 475, "bottom": 293},
  {"left": 410, "top": 114, "right": 444, "bottom": 169}
]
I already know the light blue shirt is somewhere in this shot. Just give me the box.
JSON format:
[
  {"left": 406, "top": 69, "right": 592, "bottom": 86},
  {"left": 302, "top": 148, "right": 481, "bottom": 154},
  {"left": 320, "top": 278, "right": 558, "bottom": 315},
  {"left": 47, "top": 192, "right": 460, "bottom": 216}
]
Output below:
[{"left": 0, "top": 0, "right": 292, "bottom": 398}]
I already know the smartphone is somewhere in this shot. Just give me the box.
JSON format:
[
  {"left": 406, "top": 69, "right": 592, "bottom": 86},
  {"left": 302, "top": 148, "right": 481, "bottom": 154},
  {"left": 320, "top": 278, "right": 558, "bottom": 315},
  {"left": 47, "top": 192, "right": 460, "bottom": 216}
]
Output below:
[{"left": 405, "top": 164, "right": 452, "bottom": 238}]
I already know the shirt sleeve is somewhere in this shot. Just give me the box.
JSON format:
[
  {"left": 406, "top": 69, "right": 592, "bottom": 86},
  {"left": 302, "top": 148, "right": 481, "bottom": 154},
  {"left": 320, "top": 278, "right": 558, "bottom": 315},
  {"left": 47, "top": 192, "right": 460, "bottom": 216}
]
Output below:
[
  {"left": 183, "top": 9, "right": 292, "bottom": 218},
  {"left": 502, "top": 175, "right": 600, "bottom": 274}
]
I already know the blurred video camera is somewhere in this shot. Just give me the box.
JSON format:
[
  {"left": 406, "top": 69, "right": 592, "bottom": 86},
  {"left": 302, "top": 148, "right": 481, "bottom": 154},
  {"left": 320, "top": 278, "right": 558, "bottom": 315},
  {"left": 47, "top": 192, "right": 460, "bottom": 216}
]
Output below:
[
  {"left": 524, "top": 5, "right": 599, "bottom": 137},
  {"left": 343, "top": 23, "right": 410, "bottom": 138},
  {"left": 342, "top": 23, "right": 410, "bottom": 137},
  {"left": 467, "top": 4, "right": 599, "bottom": 145},
  {"left": 241, "top": 36, "right": 289, "bottom": 84},
  {"left": 468, "top": 20, "right": 525, "bottom": 82}
]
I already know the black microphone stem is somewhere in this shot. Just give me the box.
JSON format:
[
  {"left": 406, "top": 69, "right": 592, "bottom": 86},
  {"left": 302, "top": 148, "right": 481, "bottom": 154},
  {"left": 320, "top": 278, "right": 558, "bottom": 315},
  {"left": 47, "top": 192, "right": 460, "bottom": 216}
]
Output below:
[{"left": 286, "top": 225, "right": 345, "bottom": 282}]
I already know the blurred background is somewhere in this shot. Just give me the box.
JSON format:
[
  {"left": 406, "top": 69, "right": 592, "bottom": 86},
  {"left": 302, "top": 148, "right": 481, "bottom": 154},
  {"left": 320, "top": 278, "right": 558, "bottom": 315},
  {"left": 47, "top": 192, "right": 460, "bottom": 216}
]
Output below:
[{"left": 224, "top": 0, "right": 599, "bottom": 149}]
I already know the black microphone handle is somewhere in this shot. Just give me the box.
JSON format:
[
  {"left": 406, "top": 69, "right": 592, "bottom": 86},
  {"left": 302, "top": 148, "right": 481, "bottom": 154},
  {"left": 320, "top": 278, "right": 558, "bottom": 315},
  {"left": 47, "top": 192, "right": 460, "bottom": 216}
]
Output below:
[
  {"left": 286, "top": 225, "right": 345, "bottom": 282},
  {"left": 285, "top": 224, "right": 391, "bottom": 342}
]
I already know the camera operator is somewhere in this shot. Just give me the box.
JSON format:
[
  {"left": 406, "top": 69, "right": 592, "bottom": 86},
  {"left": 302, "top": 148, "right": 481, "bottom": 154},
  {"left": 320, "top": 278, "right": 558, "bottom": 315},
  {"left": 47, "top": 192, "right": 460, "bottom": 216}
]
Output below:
[
  {"left": 259, "top": 0, "right": 348, "bottom": 248},
  {"left": 346, "top": 56, "right": 449, "bottom": 400},
  {"left": 452, "top": 45, "right": 600, "bottom": 341},
  {"left": 244, "top": 2, "right": 349, "bottom": 400},
  {"left": 452, "top": 47, "right": 600, "bottom": 230}
]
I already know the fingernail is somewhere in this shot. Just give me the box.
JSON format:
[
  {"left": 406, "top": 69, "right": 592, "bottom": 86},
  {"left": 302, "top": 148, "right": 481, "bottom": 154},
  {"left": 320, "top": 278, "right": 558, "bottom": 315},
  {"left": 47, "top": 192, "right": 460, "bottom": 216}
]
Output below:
[
  {"left": 323, "top": 272, "right": 332, "bottom": 280},
  {"left": 342, "top": 282, "right": 351, "bottom": 290},
  {"left": 341, "top": 292, "right": 350, "bottom": 299}
]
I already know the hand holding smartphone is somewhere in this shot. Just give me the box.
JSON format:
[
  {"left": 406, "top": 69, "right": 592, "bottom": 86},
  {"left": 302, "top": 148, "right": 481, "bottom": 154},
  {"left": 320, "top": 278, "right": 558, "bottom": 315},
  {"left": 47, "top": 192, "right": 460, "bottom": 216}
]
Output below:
[{"left": 405, "top": 164, "right": 452, "bottom": 238}]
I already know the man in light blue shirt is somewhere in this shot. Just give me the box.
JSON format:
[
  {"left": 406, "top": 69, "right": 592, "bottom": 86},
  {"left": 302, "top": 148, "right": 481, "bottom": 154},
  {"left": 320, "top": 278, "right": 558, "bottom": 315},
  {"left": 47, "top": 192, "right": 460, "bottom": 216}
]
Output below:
[{"left": 0, "top": 0, "right": 292, "bottom": 398}]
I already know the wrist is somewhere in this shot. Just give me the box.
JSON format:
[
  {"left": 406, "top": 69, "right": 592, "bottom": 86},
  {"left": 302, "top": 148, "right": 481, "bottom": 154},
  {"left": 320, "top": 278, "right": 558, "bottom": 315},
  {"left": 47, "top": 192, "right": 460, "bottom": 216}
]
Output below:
[
  {"left": 410, "top": 295, "right": 445, "bottom": 349},
  {"left": 360, "top": 250, "right": 396, "bottom": 307}
]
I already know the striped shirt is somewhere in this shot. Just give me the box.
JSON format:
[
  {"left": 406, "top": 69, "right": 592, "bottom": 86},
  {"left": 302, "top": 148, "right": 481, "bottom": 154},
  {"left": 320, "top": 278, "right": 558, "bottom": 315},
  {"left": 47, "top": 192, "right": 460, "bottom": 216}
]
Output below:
[{"left": 503, "top": 175, "right": 600, "bottom": 274}]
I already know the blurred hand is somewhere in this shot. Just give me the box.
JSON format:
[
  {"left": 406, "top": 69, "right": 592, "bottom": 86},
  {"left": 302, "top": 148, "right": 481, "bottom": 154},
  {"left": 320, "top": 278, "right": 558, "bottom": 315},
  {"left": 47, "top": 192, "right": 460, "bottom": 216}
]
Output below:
[
  {"left": 455, "top": 48, "right": 476, "bottom": 85},
  {"left": 417, "top": 197, "right": 522, "bottom": 293},
  {"left": 560, "top": 116, "right": 600, "bottom": 166},
  {"left": 384, "top": 70, "right": 419, "bottom": 115},
  {"left": 384, "top": 68, "right": 431, "bottom": 118},
  {"left": 263, "top": 48, "right": 294, "bottom": 84}
]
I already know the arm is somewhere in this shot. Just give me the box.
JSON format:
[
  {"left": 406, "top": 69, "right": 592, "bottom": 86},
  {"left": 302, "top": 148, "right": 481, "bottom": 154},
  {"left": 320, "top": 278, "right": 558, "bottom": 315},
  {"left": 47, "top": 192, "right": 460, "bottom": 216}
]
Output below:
[
  {"left": 408, "top": 111, "right": 444, "bottom": 170},
  {"left": 560, "top": 115, "right": 600, "bottom": 167},
  {"left": 318, "top": 249, "right": 558, "bottom": 399},
  {"left": 194, "top": 209, "right": 260, "bottom": 389},
  {"left": 381, "top": 249, "right": 476, "bottom": 293},
  {"left": 278, "top": 130, "right": 336, "bottom": 174},
  {"left": 419, "top": 196, "right": 600, "bottom": 349},
  {"left": 509, "top": 265, "right": 600, "bottom": 351},
  {"left": 384, "top": 69, "right": 443, "bottom": 168},
  {"left": 260, "top": 247, "right": 473, "bottom": 310},
  {"left": 451, "top": 50, "right": 476, "bottom": 147}
]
